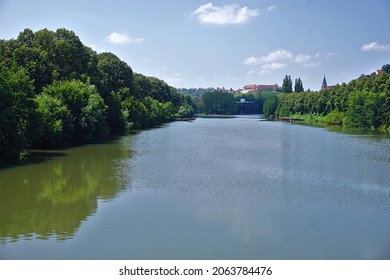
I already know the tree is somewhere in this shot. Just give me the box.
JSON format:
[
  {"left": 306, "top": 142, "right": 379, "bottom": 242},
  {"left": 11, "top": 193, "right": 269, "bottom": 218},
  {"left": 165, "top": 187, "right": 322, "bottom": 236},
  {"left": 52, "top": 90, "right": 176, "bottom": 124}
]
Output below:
[
  {"left": 177, "top": 103, "right": 195, "bottom": 118},
  {"left": 346, "top": 90, "right": 382, "bottom": 128},
  {"left": 37, "top": 80, "right": 108, "bottom": 145},
  {"left": 0, "top": 27, "right": 197, "bottom": 161},
  {"left": 122, "top": 96, "right": 149, "bottom": 128},
  {"left": 13, "top": 28, "right": 94, "bottom": 93},
  {"left": 263, "top": 95, "right": 278, "bottom": 118},
  {"left": 95, "top": 52, "right": 133, "bottom": 97},
  {"left": 132, "top": 73, "right": 182, "bottom": 105},
  {"left": 92, "top": 52, "right": 134, "bottom": 133},
  {"left": 382, "top": 64, "right": 390, "bottom": 74},
  {"left": 13, "top": 29, "right": 54, "bottom": 93},
  {"left": 49, "top": 28, "right": 90, "bottom": 81},
  {"left": 294, "top": 78, "right": 304, "bottom": 93},
  {"left": 281, "top": 75, "right": 293, "bottom": 93},
  {"left": 0, "top": 65, "right": 40, "bottom": 161},
  {"left": 202, "top": 91, "right": 237, "bottom": 114},
  {"left": 34, "top": 93, "right": 73, "bottom": 147}
]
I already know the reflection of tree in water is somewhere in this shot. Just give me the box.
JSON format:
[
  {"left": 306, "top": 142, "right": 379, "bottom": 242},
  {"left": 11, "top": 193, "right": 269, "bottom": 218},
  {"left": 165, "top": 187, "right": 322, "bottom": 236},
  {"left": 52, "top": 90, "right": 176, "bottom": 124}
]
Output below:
[{"left": 0, "top": 138, "right": 133, "bottom": 243}]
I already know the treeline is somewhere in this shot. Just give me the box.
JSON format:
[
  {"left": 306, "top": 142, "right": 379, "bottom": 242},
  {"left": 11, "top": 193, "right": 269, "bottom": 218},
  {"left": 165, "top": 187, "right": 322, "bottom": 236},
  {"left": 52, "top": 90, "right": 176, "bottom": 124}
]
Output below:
[
  {"left": 235, "top": 91, "right": 278, "bottom": 114},
  {"left": 264, "top": 66, "right": 390, "bottom": 130},
  {"left": 200, "top": 91, "right": 237, "bottom": 114},
  {"left": 198, "top": 90, "right": 277, "bottom": 115},
  {"left": 0, "top": 28, "right": 195, "bottom": 162}
]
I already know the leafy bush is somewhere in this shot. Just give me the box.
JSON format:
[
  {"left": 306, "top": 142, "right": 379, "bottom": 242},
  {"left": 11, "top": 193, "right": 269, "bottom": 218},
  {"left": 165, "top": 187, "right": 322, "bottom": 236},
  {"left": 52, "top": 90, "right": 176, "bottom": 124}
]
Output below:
[
  {"left": 323, "top": 110, "right": 346, "bottom": 125},
  {"left": 263, "top": 95, "right": 278, "bottom": 118},
  {"left": 35, "top": 80, "right": 108, "bottom": 146}
]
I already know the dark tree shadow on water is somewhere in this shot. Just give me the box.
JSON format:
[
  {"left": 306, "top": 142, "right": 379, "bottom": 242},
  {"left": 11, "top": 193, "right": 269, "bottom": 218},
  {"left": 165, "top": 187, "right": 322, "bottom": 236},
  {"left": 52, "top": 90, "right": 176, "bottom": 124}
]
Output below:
[{"left": 0, "top": 150, "right": 67, "bottom": 170}]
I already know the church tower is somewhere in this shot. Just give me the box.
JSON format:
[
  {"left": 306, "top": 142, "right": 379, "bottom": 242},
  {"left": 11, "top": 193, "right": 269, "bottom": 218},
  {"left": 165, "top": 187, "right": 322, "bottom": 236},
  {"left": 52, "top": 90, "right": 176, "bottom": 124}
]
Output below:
[{"left": 322, "top": 75, "right": 327, "bottom": 90}]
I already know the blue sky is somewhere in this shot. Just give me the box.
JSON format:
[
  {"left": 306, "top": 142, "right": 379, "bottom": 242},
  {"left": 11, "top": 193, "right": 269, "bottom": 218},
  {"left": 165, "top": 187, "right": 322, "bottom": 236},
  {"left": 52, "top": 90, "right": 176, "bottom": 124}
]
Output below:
[{"left": 0, "top": 0, "right": 389, "bottom": 90}]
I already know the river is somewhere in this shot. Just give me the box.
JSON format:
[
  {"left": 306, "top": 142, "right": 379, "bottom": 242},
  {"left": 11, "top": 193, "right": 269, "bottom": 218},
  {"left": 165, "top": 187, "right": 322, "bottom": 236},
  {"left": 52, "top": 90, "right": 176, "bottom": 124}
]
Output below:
[{"left": 1, "top": 116, "right": 390, "bottom": 259}]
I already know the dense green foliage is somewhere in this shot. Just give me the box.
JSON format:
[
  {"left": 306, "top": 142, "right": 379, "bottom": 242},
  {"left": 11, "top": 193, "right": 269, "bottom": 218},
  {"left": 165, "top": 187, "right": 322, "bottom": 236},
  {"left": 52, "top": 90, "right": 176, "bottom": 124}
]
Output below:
[
  {"left": 294, "top": 78, "right": 304, "bottom": 93},
  {"left": 35, "top": 80, "right": 109, "bottom": 147},
  {"left": 0, "top": 66, "right": 40, "bottom": 161},
  {"left": 281, "top": 75, "right": 293, "bottom": 93},
  {"left": 200, "top": 91, "right": 237, "bottom": 114},
  {"left": 275, "top": 66, "right": 390, "bottom": 130},
  {"left": 263, "top": 95, "right": 279, "bottom": 118},
  {"left": 0, "top": 28, "right": 195, "bottom": 162},
  {"left": 179, "top": 88, "right": 279, "bottom": 114}
]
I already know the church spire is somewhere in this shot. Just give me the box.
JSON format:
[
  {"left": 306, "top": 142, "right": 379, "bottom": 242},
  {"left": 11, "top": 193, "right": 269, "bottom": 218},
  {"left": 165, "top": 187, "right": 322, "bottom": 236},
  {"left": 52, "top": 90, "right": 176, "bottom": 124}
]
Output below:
[{"left": 322, "top": 75, "right": 327, "bottom": 89}]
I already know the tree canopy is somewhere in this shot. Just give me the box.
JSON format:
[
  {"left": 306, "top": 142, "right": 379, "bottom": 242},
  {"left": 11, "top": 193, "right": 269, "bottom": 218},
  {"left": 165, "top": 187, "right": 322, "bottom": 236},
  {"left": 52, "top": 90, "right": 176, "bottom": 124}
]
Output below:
[
  {"left": 201, "top": 91, "right": 237, "bottom": 115},
  {"left": 275, "top": 67, "right": 390, "bottom": 130},
  {"left": 0, "top": 28, "right": 195, "bottom": 162},
  {"left": 294, "top": 78, "right": 304, "bottom": 93},
  {"left": 281, "top": 75, "right": 293, "bottom": 93}
]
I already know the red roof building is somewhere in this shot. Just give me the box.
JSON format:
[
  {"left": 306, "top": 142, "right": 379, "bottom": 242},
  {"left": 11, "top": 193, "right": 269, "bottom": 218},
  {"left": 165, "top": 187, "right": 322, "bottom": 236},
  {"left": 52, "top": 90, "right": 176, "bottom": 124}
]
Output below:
[
  {"left": 241, "top": 83, "right": 279, "bottom": 93},
  {"left": 243, "top": 84, "right": 258, "bottom": 92},
  {"left": 257, "top": 84, "right": 278, "bottom": 91},
  {"left": 323, "top": 86, "right": 334, "bottom": 91}
]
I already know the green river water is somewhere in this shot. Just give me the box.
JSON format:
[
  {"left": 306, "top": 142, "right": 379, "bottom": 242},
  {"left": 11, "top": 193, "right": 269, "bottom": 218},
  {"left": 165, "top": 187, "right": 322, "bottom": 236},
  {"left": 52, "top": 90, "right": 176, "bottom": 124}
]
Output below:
[{"left": 1, "top": 116, "right": 389, "bottom": 259}]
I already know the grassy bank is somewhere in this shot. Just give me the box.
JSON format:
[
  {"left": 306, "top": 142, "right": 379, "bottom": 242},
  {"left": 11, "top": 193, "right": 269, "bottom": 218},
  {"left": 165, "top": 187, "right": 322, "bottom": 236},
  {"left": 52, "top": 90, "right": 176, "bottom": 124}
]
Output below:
[{"left": 281, "top": 112, "right": 390, "bottom": 134}]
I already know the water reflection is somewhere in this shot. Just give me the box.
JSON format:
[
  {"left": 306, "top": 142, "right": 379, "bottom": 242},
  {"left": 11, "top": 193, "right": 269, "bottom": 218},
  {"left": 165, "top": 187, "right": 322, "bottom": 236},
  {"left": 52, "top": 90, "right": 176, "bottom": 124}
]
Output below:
[
  {"left": 0, "top": 138, "right": 133, "bottom": 243},
  {"left": 1, "top": 119, "right": 390, "bottom": 259},
  {"left": 123, "top": 119, "right": 390, "bottom": 259}
]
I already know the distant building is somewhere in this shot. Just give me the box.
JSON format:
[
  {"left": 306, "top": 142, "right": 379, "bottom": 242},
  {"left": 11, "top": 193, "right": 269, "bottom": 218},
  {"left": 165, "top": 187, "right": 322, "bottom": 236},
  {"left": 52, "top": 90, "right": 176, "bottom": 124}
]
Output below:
[
  {"left": 257, "top": 84, "right": 279, "bottom": 92},
  {"left": 242, "top": 84, "right": 258, "bottom": 93},
  {"left": 367, "top": 69, "right": 384, "bottom": 78},
  {"left": 236, "top": 98, "right": 260, "bottom": 114},
  {"left": 240, "top": 83, "right": 279, "bottom": 93},
  {"left": 322, "top": 75, "right": 327, "bottom": 89},
  {"left": 372, "top": 69, "right": 383, "bottom": 76},
  {"left": 321, "top": 75, "right": 333, "bottom": 90}
]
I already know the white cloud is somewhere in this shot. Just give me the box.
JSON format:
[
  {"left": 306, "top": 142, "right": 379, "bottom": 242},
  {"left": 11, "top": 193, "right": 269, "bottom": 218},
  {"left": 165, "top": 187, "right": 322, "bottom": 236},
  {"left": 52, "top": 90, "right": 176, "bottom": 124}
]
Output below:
[
  {"left": 192, "top": 2, "right": 260, "bottom": 25},
  {"left": 105, "top": 32, "right": 144, "bottom": 45},
  {"left": 361, "top": 42, "right": 390, "bottom": 52},
  {"left": 295, "top": 54, "right": 311, "bottom": 63},
  {"left": 243, "top": 49, "right": 322, "bottom": 72},
  {"left": 259, "top": 49, "right": 294, "bottom": 63},
  {"left": 243, "top": 56, "right": 261, "bottom": 65},
  {"left": 261, "top": 62, "right": 288, "bottom": 70},
  {"left": 243, "top": 49, "right": 293, "bottom": 66},
  {"left": 267, "top": 5, "right": 278, "bottom": 12}
]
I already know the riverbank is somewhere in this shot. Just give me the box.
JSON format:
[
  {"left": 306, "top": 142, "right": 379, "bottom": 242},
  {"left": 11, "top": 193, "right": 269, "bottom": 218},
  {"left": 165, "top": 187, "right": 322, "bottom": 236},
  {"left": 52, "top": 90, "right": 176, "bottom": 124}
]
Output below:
[
  {"left": 277, "top": 117, "right": 305, "bottom": 122},
  {"left": 196, "top": 114, "right": 265, "bottom": 120},
  {"left": 278, "top": 113, "right": 390, "bottom": 135},
  {"left": 174, "top": 117, "right": 196, "bottom": 121}
]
